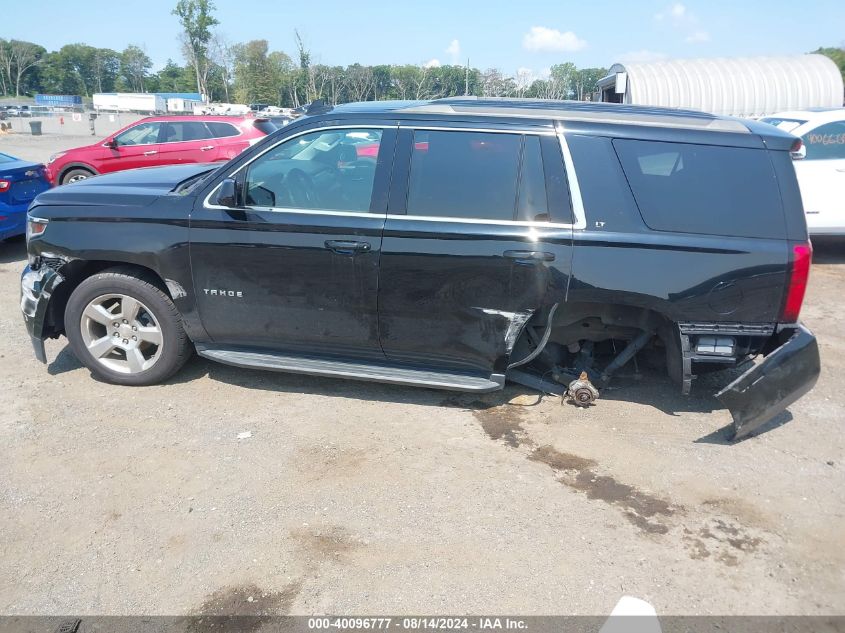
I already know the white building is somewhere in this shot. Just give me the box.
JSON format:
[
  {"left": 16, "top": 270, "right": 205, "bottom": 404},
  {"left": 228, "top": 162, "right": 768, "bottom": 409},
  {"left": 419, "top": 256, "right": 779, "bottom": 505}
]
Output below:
[{"left": 597, "top": 54, "right": 844, "bottom": 118}]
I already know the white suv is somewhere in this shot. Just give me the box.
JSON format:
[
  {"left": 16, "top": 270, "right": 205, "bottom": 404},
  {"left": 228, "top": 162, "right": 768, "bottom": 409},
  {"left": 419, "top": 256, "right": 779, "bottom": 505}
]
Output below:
[{"left": 761, "top": 108, "right": 845, "bottom": 236}]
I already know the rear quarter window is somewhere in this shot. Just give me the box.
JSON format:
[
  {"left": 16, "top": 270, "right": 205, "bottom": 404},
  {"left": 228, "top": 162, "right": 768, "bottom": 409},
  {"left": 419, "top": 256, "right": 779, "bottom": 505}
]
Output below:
[
  {"left": 613, "top": 139, "right": 785, "bottom": 239},
  {"left": 206, "top": 121, "right": 241, "bottom": 138}
]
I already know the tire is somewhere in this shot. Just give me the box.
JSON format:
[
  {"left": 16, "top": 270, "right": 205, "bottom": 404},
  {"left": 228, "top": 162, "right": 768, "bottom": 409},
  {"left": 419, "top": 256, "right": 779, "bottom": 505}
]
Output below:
[
  {"left": 64, "top": 268, "right": 192, "bottom": 386},
  {"left": 61, "top": 168, "right": 94, "bottom": 185}
]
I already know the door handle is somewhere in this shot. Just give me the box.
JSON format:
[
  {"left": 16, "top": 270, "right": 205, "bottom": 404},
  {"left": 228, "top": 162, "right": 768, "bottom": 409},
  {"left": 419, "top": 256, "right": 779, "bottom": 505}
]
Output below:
[
  {"left": 325, "top": 240, "right": 371, "bottom": 255},
  {"left": 836, "top": 168, "right": 845, "bottom": 172},
  {"left": 503, "top": 250, "right": 555, "bottom": 263},
  {"left": 143, "top": 150, "right": 157, "bottom": 156},
  {"left": 200, "top": 145, "right": 215, "bottom": 151}
]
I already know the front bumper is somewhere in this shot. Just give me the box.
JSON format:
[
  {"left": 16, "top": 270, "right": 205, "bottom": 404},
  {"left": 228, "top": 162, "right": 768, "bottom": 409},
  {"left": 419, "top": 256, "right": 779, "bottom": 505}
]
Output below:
[
  {"left": 716, "top": 324, "right": 820, "bottom": 440},
  {"left": 20, "top": 264, "right": 64, "bottom": 363}
]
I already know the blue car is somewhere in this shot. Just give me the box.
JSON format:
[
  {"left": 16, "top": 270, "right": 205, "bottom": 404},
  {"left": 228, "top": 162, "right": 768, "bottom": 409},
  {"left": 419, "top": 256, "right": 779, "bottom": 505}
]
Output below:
[{"left": 0, "top": 152, "right": 51, "bottom": 241}]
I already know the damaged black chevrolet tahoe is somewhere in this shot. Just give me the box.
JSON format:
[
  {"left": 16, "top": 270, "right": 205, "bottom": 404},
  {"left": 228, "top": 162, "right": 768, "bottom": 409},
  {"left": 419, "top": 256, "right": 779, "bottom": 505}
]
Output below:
[{"left": 21, "top": 98, "right": 820, "bottom": 439}]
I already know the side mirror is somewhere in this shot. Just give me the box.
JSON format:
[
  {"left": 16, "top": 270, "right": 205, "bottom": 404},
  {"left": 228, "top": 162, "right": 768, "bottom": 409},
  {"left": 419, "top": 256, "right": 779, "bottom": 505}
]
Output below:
[
  {"left": 791, "top": 144, "right": 806, "bottom": 161},
  {"left": 216, "top": 178, "right": 238, "bottom": 207},
  {"left": 105, "top": 138, "right": 118, "bottom": 149}
]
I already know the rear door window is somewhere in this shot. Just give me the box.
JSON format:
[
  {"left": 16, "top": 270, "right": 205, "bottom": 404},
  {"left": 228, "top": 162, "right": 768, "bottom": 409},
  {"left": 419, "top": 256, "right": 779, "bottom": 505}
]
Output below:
[
  {"left": 206, "top": 121, "right": 241, "bottom": 138},
  {"left": 407, "top": 130, "right": 520, "bottom": 221},
  {"left": 406, "top": 130, "right": 562, "bottom": 223},
  {"left": 161, "top": 121, "right": 212, "bottom": 143},
  {"left": 613, "top": 139, "right": 784, "bottom": 239}
]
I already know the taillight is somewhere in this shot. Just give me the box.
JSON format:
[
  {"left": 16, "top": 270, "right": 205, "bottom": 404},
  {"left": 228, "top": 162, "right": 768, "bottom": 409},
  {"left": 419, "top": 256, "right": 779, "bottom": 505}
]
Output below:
[
  {"left": 0, "top": 179, "right": 10, "bottom": 192},
  {"left": 781, "top": 241, "right": 812, "bottom": 323}
]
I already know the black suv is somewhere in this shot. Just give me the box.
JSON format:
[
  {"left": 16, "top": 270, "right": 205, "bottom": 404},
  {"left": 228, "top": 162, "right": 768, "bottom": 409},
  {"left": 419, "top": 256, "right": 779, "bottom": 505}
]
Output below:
[{"left": 21, "top": 98, "right": 820, "bottom": 439}]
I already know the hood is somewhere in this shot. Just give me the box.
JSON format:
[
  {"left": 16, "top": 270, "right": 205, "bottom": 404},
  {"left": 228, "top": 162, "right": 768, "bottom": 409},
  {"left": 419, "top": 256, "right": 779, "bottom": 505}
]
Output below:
[{"left": 33, "top": 163, "right": 217, "bottom": 207}]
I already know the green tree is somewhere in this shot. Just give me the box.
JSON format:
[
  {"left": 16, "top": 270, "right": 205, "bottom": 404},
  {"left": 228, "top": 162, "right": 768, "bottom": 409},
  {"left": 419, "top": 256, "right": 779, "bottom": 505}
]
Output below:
[
  {"left": 813, "top": 46, "right": 845, "bottom": 87},
  {"left": 232, "top": 39, "right": 277, "bottom": 104},
  {"left": 119, "top": 45, "right": 152, "bottom": 92},
  {"left": 153, "top": 59, "right": 196, "bottom": 93},
  {"left": 572, "top": 67, "right": 607, "bottom": 101},
  {"left": 0, "top": 39, "right": 44, "bottom": 96},
  {"left": 172, "top": 0, "right": 219, "bottom": 99}
]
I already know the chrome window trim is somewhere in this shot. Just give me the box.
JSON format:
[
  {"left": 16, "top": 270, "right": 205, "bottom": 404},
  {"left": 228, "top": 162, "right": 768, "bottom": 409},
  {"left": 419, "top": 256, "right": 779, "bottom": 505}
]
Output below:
[
  {"left": 556, "top": 131, "right": 587, "bottom": 230},
  {"left": 398, "top": 125, "right": 556, "bottom": 136},
  {"left": 384, "top": 214, "right": 574, "bottom": 230},
  {"left": 202, "top": 123, "right": 586, "bottom": 231}
]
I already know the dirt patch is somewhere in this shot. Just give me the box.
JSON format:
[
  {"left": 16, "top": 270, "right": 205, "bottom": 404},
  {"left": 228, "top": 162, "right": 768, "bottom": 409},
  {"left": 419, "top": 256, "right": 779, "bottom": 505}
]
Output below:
[
  {"left": 190, "top": 582, "right": 302, "bottom": 631},
  {"left": 529, "top": 445, "right": 675, "bottom": 535},
  {"left": 683, "top": 519, "right": 765, "bottom": 566},
  {"left": 472, "top": 402, "right": 533, "bottom": 448},
  {"left": 300, "top": 445, "right": 369, "bottom": 481},
  {"left": 291, "top": 525, "right": 363, "bottom": 563}
]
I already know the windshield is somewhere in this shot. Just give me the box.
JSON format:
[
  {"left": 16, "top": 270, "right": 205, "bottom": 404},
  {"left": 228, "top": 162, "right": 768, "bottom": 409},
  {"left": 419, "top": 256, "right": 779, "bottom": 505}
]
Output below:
[
  {"left": 172, "top": 166, "right": 222, "bottom": 194},
  {"left": 0, "top": 152, "right": 17, "bottom": 164},
  {"left": 759, "top": 117, "right": 808, "bottom": 133}
]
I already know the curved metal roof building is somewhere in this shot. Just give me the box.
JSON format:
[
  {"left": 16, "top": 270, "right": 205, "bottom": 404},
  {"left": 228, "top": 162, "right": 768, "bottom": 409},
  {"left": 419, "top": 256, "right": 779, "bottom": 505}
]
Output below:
[{"left": 598, "top": 54, "right": 844, "bottom": 118}]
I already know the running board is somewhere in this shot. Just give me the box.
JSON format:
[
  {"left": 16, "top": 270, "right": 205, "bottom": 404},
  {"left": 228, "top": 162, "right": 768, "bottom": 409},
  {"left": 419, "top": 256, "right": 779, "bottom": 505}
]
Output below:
[{"left": 196, "top": 346, "right": 505, "bottom": 393}]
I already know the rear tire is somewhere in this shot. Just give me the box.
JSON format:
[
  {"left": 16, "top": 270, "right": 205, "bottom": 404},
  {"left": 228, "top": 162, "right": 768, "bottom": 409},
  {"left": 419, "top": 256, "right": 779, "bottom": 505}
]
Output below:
[
  {"left": 61, "top": 168, "right": 94, "bottom": 185},
  {"left": 64, "top": 269, "right": 191, "bottom": 385}
]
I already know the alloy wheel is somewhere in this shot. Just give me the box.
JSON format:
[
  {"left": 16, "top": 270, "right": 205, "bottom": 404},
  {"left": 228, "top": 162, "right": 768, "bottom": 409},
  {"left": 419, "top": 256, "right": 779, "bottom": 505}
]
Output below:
[{"left": 79, "top": 293, "right": 163, "bottom": 374}]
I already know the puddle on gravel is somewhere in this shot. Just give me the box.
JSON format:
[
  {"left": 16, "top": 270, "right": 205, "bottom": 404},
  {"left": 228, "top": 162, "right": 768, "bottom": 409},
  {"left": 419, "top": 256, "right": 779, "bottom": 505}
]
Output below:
[
  {"left": 529, "top": 445, "right": 675, "bottom": 535},
  {"left": 192, "top": 582, "right": 302, "bottom": 630},
  {"left": 470, "top": 402, "right": 534, "bottom": 448}
]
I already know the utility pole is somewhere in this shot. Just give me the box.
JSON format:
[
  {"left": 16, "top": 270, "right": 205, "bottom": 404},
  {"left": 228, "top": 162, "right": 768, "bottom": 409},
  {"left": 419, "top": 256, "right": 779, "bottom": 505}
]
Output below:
[{"left": 465, "top": 57, "right": 469, "bottom": 95}]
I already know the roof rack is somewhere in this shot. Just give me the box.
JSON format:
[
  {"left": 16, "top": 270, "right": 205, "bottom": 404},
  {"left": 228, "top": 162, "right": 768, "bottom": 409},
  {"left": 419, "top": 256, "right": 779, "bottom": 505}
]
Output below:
[{"left": 398, "top": 98, "right": 750, "bottom": 133}]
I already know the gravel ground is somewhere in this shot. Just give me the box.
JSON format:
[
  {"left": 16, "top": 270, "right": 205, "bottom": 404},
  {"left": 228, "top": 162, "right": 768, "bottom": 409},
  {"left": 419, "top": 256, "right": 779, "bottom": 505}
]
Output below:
[{"left": 0, "top": 134, "right": 843, "bottom": 617}]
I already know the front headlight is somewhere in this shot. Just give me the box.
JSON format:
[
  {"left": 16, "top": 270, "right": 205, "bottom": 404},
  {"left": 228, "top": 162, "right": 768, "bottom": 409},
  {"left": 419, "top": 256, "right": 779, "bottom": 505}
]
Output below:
[
  {"left": 47, "top": 151, "right": 66, "bottom": 164},
  {"left": 26, "top": 215, "right": 49, "bottom": 241}
]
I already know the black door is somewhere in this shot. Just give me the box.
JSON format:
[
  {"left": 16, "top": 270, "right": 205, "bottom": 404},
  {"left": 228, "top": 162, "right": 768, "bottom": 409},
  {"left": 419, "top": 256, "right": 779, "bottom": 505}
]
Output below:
[
  {"left": 377, "top": 126, "right": 575, "bottom": 376},
  {"left": 190, "top": 124, "right": 396, "bottom": 361}
]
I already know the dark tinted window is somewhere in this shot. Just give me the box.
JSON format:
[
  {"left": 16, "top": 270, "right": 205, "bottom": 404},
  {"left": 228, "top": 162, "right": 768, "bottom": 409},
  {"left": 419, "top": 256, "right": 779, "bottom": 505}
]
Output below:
[
  {"left": 253, "top": 119, "right": 278, "bottom": 135},
  {"left": 206, "top": 121, "right": 240, "bottom": 138},
  {"left": 568, "top": 134, "right": 640, "bottom": 231},
  {"left": 803, "top": 121, "right": 845, "bottom": 160},
  {"left": 614, "top": 139, "right": 784, "bottom": 239},
  {"left": 161, "top": 121, "right": 211, "bottom": 142},
  {"left": 407, "top": 131, "right": 521, "bottom": 221},
  {"left": 517, "top": 135, "right": 548, "bottom": 222}
]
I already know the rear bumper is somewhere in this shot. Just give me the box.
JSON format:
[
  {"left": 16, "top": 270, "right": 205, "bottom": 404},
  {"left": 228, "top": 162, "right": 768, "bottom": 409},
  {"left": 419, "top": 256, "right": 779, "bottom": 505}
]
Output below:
[
  {"left": 716, "top": 324, "right": 820, "bottom": 440},
  {"left": 0, "top": 205, "right": 27, "bottom": 241},
  {"left": 20, "top": 264, "right": 63, "bottom": 363}
]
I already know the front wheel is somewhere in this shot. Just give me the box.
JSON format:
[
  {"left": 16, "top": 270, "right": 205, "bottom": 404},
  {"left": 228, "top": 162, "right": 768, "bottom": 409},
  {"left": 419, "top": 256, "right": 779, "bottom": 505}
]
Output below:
[
  {"left": 64, "top": 269, "right": 191, "bottom": 385},
  {"left": 61, "top": 168, "right": 94, "bottom": 185}
]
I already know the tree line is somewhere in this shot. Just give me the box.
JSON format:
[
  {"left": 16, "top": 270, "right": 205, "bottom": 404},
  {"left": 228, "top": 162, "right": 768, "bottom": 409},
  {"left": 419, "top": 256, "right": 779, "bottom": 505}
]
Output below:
[{"left": 1, "top": 0, "right": 843, "bottom": 108}]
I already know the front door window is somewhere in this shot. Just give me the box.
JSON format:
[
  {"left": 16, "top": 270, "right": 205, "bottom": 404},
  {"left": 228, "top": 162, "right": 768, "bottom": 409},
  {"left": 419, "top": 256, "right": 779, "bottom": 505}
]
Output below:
[{"left": 244, "top": 128, "right": 383, "bottom": 212}]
